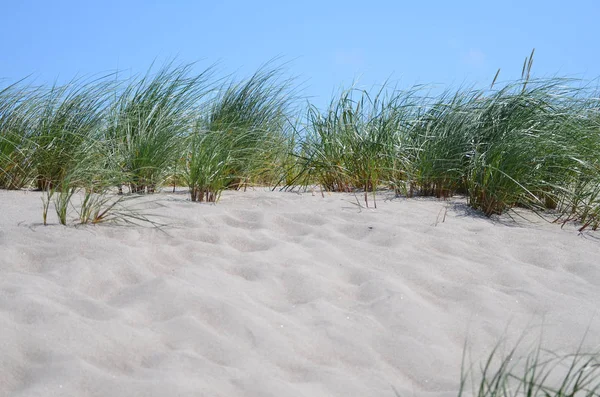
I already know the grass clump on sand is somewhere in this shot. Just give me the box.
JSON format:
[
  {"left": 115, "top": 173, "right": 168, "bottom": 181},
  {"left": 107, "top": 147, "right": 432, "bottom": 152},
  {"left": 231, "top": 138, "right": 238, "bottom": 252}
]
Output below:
[
  {"left": 185, "top": 64, "right": 296, "bottom": 202},
  {"left": 294, "top": 86, "right": 409, "bottom": 207},
  {"left": 0, "top": 80, "right": 41, "bottom": 189},
  {"left": 30, "top": 77, "right": 113, "bottom": 191},
  {"left": 293, "top": 53, "right": 600, "bottom": 228},
  {"left": 1, "top": 53, "right": 599, "bottom": 229},
  {"left": 106, "top": 62, "right": 213, "bottom": 194},
  {"left": 395, "top": 87, "right": 476, "bottom": 199},
  {"left": 456, "top": 336, "right": 600, "bottom": 397},
  {"left": 0, "top": 60, "right": 297, "bottom": 223}
]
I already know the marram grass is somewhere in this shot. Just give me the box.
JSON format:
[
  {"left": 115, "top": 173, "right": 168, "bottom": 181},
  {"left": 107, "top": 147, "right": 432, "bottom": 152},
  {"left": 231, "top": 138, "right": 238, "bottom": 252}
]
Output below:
[
  {"left": 106, "top": 61, "right": 213, "bottom": 194},
  {"left": 457, "top": 336, "right": 600, "bottom": 397},
  {"left": 185, "top": 63, "right": 296, "bottom": 202},
  {"left": 0, "top": 57, "right": 599, "bottom": 229}
]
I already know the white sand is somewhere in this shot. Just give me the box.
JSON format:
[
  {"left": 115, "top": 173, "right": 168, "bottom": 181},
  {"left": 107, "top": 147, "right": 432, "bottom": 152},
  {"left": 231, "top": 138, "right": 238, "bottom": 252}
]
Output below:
[{"left": 1, "top": 188, "right": 599, "bottom": 397}]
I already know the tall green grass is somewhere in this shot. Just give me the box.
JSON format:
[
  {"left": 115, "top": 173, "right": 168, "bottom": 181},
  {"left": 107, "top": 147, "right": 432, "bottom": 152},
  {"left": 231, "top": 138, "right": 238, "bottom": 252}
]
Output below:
[
  {"left": 294, "top": 74, "right": 600, "bottom": 228},
  {"left": 0, "top": 76, "right": 113, "bottom": 191},
  {"left": 295, "top": 86, "right": 409, "bottom": 206},
  {"left": 0, "top": 80, "right": 41, "bottom": 189},
  {"left": 398, "top": 88, "right": 476, "bottom": 198},
  {"left": 106, "top": 62, "right": 213, "bottom": 194},
  {"left": 185, "top": 65, "right": 295, "bottom": 202},
  {"left": 1, "top": 57, "right": 599, "bottom": 229},
  {"left": 30, "top": 77, "right": 113, "bottom": 191},
  {"left": 459, "top": 337, "right": 600, "bottom": 397}
]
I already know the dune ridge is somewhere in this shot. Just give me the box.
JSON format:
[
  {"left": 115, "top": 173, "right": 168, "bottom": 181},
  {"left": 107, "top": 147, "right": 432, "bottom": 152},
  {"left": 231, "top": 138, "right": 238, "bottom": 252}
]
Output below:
[{"left": 1, "top": 189, "right": 599, "bottom": 397}]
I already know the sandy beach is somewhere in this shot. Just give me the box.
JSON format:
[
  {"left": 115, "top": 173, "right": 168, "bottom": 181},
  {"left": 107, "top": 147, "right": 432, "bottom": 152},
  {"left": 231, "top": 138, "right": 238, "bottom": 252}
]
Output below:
[{"left": 1, "top": 188, "right": 599, "bottom": 397}]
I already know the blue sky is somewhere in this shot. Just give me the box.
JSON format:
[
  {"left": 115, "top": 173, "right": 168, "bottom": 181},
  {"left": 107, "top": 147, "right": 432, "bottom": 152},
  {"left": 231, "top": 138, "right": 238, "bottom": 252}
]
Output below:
[{"left": 1, "top": 0, "right": 598, "bottom": 108}]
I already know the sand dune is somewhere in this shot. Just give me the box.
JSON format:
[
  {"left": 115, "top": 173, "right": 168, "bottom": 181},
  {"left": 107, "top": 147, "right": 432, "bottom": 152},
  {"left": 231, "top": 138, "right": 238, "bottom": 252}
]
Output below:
[{"left": 1, "top": 189, "right": 599, "bottom": 397}]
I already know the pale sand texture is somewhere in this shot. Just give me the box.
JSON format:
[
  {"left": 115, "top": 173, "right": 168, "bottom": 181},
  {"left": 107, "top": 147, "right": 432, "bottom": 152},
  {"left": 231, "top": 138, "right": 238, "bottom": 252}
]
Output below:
[{"left": 1, "top": 188, "right": 599, "bottom": 397}]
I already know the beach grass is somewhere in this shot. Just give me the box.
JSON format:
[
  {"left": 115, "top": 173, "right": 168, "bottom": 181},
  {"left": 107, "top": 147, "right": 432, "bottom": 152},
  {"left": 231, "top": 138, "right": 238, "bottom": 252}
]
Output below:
[
  {"left": 0, "top": 80, "right": 42, "bottom": 190},
  {"left": 294, "top": 86, "right": 405, "bottom": 207},
  {"left": 185, "top": 63, "right": 295, "bottom": 202},
  {"left": 106, "top": 61, "right": 213, "bottom": 194},
  {"left": 0, "top": 57, "right": 599, "bottom": 229},
  {"left": 459, "top": 337, "right": 600, "bottom": 397}
]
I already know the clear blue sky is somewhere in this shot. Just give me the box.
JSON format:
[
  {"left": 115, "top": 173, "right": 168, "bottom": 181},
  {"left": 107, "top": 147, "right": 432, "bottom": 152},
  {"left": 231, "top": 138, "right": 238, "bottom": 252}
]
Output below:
[{"left": 1, "top": 0, "right": 598, "bottom": 108}]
